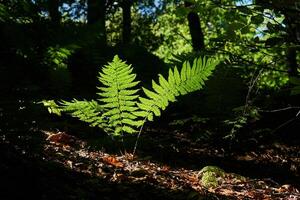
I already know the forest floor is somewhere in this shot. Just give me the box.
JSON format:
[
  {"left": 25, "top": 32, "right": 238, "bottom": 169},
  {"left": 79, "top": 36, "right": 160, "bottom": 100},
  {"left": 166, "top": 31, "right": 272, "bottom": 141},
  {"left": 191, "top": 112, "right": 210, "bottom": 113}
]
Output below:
[{"left": 0, "top": 100, "right": 300, "bottom": 199}]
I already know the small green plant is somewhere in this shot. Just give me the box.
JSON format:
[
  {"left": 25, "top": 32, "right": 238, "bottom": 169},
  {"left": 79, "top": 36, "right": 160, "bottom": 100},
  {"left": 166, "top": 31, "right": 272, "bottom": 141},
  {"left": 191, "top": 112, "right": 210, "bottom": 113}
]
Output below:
[
  {"left": 43, "top": 55, "right": 219, "bottom": 137},
  {"left": 224, "top": 105, "right": 261, "bottom": 139}
]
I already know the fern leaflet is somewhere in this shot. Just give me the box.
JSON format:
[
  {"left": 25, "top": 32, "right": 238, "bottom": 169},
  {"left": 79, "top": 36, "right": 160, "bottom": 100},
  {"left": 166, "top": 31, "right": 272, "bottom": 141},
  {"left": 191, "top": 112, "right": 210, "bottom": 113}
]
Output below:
[{"left": 136, "top": 57, "right": 219, "bottom": 121}]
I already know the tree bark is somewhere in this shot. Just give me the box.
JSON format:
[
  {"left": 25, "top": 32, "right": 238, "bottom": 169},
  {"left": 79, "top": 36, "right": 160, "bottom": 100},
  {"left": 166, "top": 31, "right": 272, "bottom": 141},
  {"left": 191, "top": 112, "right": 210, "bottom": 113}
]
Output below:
[
  {"left": 122, "top": 0, "right": 132, "bottom": 44},
  {"left": 184, "top": 2, "right": 205, "bottom": 52},
  {"left": 285, "top": 14, "right": 299, "bottom": 77},
  {"left": 48, "top": 0, "right": 61, "bottom": 24},
  {"left": 286, "top": 47, "right": 298, "bottom": 77},
  {"left": 87, "top": 0, "right": 106, "bottom": 43}
]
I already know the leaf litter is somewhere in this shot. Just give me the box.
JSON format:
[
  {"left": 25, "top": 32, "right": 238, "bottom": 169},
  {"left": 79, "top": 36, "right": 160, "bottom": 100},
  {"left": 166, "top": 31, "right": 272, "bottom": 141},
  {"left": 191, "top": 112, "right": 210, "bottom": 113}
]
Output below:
[{"left": 41, "top": 129, "right": 300, "bottom": 200}]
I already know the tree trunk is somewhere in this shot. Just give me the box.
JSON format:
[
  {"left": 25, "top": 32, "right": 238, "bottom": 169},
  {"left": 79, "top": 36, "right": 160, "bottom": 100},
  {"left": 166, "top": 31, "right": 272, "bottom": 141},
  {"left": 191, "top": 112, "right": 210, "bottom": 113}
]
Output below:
[
  {"left": 184, "top": 2, "right": 205, "bottom": 52},
  {"left": 87, "top": 0, "right": 106, "bottom": 43},
  {"left": 48, "top": 0, "right": 61, "bottom": 24},
  {"left": 122, "top": 0, "right": 132, "bottom": 44},
  {"left": 285, "top": 15, "right": 299, "bottom": 77},
  {"left": 286, "top": 47, "right": 298, "bottom": 77}
]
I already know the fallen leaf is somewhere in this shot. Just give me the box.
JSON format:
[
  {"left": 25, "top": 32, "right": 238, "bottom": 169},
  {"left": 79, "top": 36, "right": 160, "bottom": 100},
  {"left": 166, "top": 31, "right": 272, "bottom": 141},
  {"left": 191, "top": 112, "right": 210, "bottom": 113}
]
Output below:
[
  {"left": 103, "top": 156, "right": 124, "bottom": 168},
  {"left": 46, "top": 132, "right": 76, "bottom": 146},
  {"left": 160, "top": 165, "right": 170, "bottom": 172}
]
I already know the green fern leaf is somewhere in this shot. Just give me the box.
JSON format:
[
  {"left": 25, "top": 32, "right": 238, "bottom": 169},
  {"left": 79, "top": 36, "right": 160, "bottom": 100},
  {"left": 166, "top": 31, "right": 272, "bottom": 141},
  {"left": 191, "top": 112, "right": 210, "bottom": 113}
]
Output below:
[
  {"left": 97, "top": 55, "right": 142, "bottom": 135},
  {"left": 138, "top": 56, "right": 220, "bottom": 121},
  {"left": 173, "top": 67, "right": 181, "bottom": 85},
  {"left": 181, "top": 61, "right": 187, "bottom": 82},
  {"left": 58, "top": 99, "right": 107, "bottom": 128}
]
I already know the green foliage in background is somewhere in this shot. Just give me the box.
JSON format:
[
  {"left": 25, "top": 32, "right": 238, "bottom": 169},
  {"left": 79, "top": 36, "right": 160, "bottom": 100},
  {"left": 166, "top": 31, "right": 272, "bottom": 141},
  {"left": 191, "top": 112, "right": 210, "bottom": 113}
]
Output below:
[
  {"left": 106, "top": 5, "right": 162, "bottom": 51},
  {"left": 150, "top": 1, "right": 293, "bottom": 89},
  {"left": 44, "top": 45, "right": 81, "bottom": 93},
  {"left": 224, "top": 105, "right": 261, "bottom": 139},
  {"left": 45, "top": 46, "right": 74, "bottom": 69},
  {"left": 43, "top": 55, "right": 219, "bottom": 137},
  {"left": 153, "top": 4, "right": 193, "bottom": 62}
]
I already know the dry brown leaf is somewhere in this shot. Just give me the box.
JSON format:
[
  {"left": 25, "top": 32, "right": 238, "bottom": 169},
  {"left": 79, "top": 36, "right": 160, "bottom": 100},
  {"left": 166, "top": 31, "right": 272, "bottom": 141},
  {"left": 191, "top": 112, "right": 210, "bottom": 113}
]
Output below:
[
  {"left": 46, "top": 132, "right": 76, "bottom": 146},
  {"left": 103, "top": 156, "right": 124, "bottom": 168},
  {"left": 160, "top": 165, "right": 170, "bottom": 172},
  {"left": 278, "top": 184, "right": 294, "bottom": 193}
]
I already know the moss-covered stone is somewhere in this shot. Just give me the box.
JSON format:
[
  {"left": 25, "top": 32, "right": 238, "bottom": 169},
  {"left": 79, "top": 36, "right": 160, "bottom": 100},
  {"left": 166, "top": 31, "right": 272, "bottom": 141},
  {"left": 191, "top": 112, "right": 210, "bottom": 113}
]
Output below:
[
  {"left": 198, "top": 166, "right": 247, "bottom": 188},
  {"left": 197, "top": 166, "right": 225, "bottom": 188}
]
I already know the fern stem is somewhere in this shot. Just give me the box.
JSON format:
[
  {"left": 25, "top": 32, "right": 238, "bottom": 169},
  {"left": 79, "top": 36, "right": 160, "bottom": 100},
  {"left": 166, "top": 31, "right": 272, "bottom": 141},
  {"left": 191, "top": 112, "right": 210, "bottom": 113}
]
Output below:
[
  {"left": 116, "top": 78, "right": 124, "bottom": 137},
  {"left": 132, "top": 114, "right": 148, "bottom": 156}
]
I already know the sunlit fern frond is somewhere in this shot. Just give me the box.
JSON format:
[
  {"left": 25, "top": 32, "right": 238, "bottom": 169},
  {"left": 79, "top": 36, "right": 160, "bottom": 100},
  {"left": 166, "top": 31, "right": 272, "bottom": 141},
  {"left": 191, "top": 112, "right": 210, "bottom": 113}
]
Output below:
[
  {"left": 43, "top": 55, "right": 219, "bottom": 137},
  {"left": 168, "top": 52, "right": 202, "bottom": 67},
  {"left": 42, "top": 98, "right": 109, "bottom": 130},
  {"left": 58, "top": 99, "right": 109, "bottom": 128},
  {"left": 97, "top": 55, "right": 144, "bottom": 136},
  {"left": 136, "top": 57, "right": 220, "bottom": 121}
]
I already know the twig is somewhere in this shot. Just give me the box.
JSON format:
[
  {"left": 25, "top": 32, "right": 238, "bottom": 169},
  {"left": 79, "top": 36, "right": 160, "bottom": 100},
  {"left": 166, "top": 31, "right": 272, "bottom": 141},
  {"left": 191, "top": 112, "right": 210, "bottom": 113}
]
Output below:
[
  {"left": 243, "top": 67, "right": 263, "bottom": 114},
  {"left": 271, "top": 117, "right": 297, "bottom": 134},
  {"left": 260, "top": 107, "right": 300, "bottom": 134},
  {"left": 259, "top": 106, "right": 300, "bottom": 113},
  {"left": 210, "top": 48, "right": 289, "bottom": 73},
  {"left": 174, "top": 29, "right": 193, "bottom": 46},
  {"left": 262, "top": 178, "right": 280, "bottom": 186}
]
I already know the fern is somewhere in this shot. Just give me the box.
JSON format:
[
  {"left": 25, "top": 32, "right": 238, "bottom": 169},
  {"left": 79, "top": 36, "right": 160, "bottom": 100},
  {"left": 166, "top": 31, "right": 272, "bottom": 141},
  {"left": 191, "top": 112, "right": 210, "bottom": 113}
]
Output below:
[
  {"left": 97, "top": 56, "right": 143, "bottom": 135},
  {"left": 43, "top": 55, "right": 220, "bottom": 137},
  {"left": 42, "top": 99, "right": 108, "bottom": 128},
  {"left": 60, "top": 99, "right": 107, "bottom": 127},
  {"left": 136, "top": 57, "right": 219, "bottom": 121}
]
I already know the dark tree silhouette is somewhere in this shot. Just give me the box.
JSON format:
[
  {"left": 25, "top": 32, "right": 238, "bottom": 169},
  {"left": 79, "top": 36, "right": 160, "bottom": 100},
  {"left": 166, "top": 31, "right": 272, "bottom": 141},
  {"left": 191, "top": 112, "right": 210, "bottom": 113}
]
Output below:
[
  {"left": 48, "top": 0, "right": 61, "bottom": 24},
  {"left": 184, "top": 1, "right": 205, "bottom": 52},
  {"left": 285, "top": 15, "right": 299, "bottom": 77},
  {"left": 122, "top": 0, "right": 133, "bottom": 44},
  {"left": 87, "top": 0, "right": 106, "bottom": 43}
]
